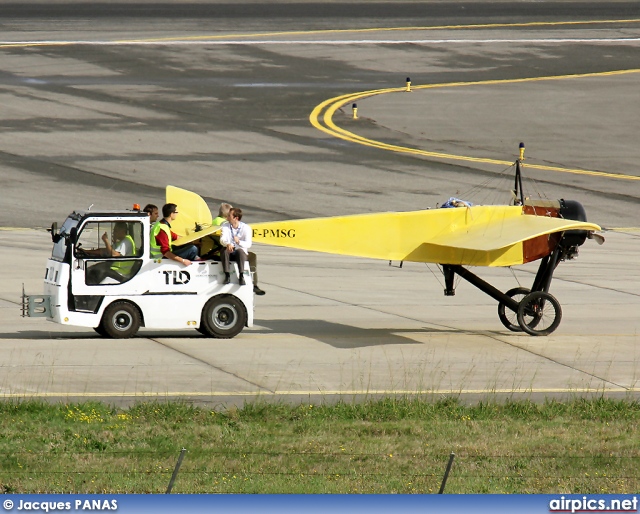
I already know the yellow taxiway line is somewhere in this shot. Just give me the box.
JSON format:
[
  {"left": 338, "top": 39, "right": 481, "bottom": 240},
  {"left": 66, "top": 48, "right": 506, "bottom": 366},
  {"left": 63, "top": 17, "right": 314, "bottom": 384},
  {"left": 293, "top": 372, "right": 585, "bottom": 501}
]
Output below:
[
  {"left": 2, "top": 387, "right": 638, "bottom": 399},
  {"left": 111, "top": 17, "right": 640, "bottom": 43},
  {"left": 311, "top": 69, "right": 640, "bottom": 182},
  {"left": 2, "top": 17, "right": 640, "bottom": 47}
]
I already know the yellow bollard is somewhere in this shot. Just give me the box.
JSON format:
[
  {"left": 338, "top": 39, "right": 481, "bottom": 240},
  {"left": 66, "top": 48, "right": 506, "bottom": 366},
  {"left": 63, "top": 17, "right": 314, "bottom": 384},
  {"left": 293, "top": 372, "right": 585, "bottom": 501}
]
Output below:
[
  {"left": 519, "top": 142, "right": 525, "bottom": 161},
  {"left": 352, "top": 103, "right": 358, "bottom": 119},
  {"left": 406, "top": 77, "right": 411, "bottom": 92}
]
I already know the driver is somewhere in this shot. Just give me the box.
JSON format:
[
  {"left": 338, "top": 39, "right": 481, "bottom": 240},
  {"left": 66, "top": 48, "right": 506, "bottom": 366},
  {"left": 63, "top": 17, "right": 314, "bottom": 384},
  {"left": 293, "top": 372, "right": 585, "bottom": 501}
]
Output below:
[
  {"left": 99, "top": 222, "right": 134, "bottom": 258},
  {"left": 86, "top": 222, "right": 135, "bottom": 284}
]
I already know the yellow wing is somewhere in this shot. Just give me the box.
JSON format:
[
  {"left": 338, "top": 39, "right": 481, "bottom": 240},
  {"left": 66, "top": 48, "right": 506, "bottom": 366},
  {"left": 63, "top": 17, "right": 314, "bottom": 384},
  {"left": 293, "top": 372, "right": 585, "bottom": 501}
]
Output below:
[
  {"left": 158, "top": 187, "right": 600, "bottom": 266},
  {"left": 252, "top": 206, "right": 601, "bottom": 267},
  {"left": 166, "top": 185, "right": 213, "bottom": 238}
]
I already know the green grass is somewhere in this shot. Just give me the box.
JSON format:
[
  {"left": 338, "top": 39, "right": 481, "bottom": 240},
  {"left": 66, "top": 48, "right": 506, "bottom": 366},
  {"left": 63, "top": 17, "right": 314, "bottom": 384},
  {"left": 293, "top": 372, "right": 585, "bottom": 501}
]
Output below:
[{"left": 1, "top": 397, "right": 639, "bottom": 494}]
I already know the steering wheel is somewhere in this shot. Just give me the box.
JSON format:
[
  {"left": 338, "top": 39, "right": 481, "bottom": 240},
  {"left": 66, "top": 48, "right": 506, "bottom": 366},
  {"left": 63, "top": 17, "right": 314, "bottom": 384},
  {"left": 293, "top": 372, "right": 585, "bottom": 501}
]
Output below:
[{"left": 75, "top": 244, "right": 88, "bottom": 257}]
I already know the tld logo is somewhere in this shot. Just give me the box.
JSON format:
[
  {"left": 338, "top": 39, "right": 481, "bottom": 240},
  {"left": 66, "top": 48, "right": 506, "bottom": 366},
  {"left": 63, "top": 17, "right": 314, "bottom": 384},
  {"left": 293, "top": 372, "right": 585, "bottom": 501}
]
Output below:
[{"left": 163, "top": 270, "right": 190, "bottom": 285}]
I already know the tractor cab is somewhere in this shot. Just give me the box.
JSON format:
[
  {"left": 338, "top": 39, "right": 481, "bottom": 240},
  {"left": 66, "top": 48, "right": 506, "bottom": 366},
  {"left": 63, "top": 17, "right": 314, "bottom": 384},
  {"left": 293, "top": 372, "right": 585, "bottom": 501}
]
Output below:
[{"left": 24, "top": 206, "right": 254, "bottom": 339}]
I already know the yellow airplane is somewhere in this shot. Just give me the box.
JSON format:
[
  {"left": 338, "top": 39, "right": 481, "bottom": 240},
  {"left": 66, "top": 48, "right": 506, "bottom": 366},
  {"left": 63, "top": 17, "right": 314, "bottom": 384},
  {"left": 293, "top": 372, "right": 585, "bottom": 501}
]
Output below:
[{"left": 168, "top": 148, "right": 602, "bottom": 337}]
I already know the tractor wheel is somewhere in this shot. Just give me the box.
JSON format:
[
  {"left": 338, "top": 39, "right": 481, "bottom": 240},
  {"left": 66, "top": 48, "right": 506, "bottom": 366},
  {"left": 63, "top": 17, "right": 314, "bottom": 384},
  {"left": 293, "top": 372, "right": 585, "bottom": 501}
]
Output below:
[
  {"left": 200, "top": 295, "right": 246, "bottom": 339},
  {"left": 101, "top": 301, "right": 141, "bottom": 339}
]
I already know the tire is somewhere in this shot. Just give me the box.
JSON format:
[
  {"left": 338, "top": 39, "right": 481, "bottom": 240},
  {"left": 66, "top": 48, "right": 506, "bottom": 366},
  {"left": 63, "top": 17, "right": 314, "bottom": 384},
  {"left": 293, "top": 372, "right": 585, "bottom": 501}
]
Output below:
[
  {"left": 101, "top": 301, "right": 141, "bottom": 339},
  {"left": 498, "top": 287, "right": 530, "bottom": 332},
  {"left": 93, "top": 325, "right": 108, "bottom": 337},
  {"left": 517, "top": 291, "right": 562, "bottom": 336},
  {"left": 201, "top": 295, "right": 247, "bottom": 339}
]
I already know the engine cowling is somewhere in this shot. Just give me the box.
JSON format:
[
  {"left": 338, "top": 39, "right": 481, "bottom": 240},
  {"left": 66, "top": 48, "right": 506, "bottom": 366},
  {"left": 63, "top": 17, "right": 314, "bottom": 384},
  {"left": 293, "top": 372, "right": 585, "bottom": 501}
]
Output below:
[{"left": 559, "top": 199, "right": 589, "bottom": 248}]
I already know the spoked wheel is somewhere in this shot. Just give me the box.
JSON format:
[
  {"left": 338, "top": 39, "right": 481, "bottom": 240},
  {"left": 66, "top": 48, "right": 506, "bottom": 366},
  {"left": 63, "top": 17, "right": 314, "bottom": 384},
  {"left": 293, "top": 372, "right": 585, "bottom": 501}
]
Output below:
[
  {"left": 200, "top": 295, "right": 247, "bottom": 339},
  {"left": 101, "top": 301, "right": 141, "bottom": 339},
  {"left": 498, "top": 287, "right": 531, "bottom": 332},
  {"left": 517, "top": 291, "right": 562, "bottom": 336}
]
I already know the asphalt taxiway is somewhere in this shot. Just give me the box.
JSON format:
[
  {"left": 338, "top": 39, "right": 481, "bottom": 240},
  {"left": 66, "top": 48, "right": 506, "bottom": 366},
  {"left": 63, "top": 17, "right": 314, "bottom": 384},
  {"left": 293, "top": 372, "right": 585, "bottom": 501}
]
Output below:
[{"left": 1, "top": 2, "right": 639, "bottom": 406}]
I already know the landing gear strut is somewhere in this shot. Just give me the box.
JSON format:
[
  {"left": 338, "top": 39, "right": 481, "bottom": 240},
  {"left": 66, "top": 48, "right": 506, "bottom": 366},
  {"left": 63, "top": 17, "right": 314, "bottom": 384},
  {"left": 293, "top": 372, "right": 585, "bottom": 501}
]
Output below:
[{"left": 442, "top": 240, "right": 568, "bottom": 336}]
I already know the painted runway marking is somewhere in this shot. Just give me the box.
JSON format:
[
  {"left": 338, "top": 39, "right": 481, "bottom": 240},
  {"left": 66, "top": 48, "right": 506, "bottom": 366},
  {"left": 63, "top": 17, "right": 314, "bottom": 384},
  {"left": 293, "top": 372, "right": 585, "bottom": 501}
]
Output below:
[
  {"left": 2, "top": 387, "right": 638, "bottom": 399},
  {"left": 311, "top": 69, "right": 640, "bottom": 182},
  {"left": 119, "top": 17, "right": 640, "bottom": 42},
  {"left": 2, "top": 37, "right": 640, "bottom": 47},
  {"left": 1, "top": 17, "right": 639, "bottom": 47}
]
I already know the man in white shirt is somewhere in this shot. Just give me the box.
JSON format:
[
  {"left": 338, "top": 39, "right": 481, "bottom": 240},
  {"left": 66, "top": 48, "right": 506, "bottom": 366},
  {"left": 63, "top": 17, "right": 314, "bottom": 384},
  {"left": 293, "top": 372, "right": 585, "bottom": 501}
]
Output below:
[
  {"left": 220, "top": 207, "right": 251, "bottom": 285},
  {"left": 103, "top": 222, "right": 134, "bottom": 258},
  {"left": 210, "top": 202, "right": 265, "bottom": 295},
  {"left": 87, "top": 222, "right": 135, "bottom": 284}
]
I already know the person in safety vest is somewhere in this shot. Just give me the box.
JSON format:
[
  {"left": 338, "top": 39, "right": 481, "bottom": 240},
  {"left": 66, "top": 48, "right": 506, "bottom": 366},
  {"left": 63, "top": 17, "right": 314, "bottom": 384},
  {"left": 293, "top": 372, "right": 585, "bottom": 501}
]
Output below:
[
  {"left": 150, "top": 203, "right": 199, "bottom": 265},
  {"left": 143, "top": 204, "right": 159, "bottom": 223},
  {"left": 213, "top": 203, "right": 232, "bottom": 227},
  {"left": 87, "top": 222, "right": 136, "bottom": 284},
  {"left": 102, "top": 222, "right": 134, "bottom": 258},
  {"left": 199, "top": 202, "right": 232, "bottom": 262},
  {"left": 200, "top": 203, "right": 233, "bottom": 261}
]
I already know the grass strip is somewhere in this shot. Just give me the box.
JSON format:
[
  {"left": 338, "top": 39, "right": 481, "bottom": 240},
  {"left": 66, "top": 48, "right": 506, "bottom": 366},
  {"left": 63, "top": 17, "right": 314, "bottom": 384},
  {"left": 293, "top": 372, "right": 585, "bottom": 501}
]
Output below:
[{"left": 1, "top": 397, "right": 639, "bottom": 493}]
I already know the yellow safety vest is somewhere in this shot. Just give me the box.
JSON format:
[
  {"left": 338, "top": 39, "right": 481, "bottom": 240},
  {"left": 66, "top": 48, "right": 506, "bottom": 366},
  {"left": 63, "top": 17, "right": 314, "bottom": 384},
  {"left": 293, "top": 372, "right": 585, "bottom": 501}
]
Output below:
[
  {"left": 150, "top": 221, "right": 171, "bottom": 259},
  {"left": 110, "top": 235, "right": 137, "bottom": 275}
]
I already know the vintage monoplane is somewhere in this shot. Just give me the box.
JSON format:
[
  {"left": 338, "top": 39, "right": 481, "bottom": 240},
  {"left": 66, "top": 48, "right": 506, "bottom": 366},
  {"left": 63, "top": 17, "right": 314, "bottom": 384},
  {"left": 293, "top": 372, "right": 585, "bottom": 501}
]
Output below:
[{"left": 171, "top": 145, "right": 603, "bottom": 337}]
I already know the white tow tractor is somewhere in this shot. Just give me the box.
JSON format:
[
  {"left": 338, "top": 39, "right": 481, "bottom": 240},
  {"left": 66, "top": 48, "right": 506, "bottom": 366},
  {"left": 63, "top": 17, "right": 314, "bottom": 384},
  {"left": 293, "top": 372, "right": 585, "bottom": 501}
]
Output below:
[{"left": 22, "top": 206, "right": 254, "bottom": 339}]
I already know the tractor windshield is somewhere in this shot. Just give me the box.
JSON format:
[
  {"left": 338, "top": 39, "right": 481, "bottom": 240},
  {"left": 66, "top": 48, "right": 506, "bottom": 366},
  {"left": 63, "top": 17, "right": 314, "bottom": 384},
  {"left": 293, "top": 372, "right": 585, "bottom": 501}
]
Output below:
[{"left": 51, "top": 214, "right": 82, "bottom": 262}]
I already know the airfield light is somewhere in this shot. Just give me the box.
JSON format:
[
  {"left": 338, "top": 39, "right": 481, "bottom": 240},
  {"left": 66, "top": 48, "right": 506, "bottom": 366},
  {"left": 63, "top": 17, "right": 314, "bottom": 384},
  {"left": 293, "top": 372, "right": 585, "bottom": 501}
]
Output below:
[
  {"left": 352, "top": 103, "right": 358, "bottom": 119},
  {"left": 519, "top": 142, "right": 525, "bottom": 161},
  {"left": 406, "top": 77, "right": 411, "bottom": 92}
]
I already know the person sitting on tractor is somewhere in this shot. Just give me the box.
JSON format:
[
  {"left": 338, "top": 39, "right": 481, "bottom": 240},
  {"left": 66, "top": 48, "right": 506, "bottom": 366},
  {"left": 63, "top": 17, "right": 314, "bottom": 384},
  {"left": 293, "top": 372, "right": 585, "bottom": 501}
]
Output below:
[{"left": 150, "top": 203, "right": 199, "bottom": 266}]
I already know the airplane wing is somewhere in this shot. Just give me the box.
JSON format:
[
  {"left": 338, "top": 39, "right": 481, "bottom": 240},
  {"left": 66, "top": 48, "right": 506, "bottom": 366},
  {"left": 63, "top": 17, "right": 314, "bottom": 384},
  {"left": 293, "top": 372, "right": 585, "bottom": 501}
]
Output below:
[
  {"left": 166, "top": 185, "right": 213, "bottom": 238},
  {"left": 158, "top": 186, "right": 600, "bottom": 266},
  {"left": 252, "top": 206, "right": 601, "bottom": 267},
  {"left": 414, "top": 213, "right": 601, "bottom": 266}
]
